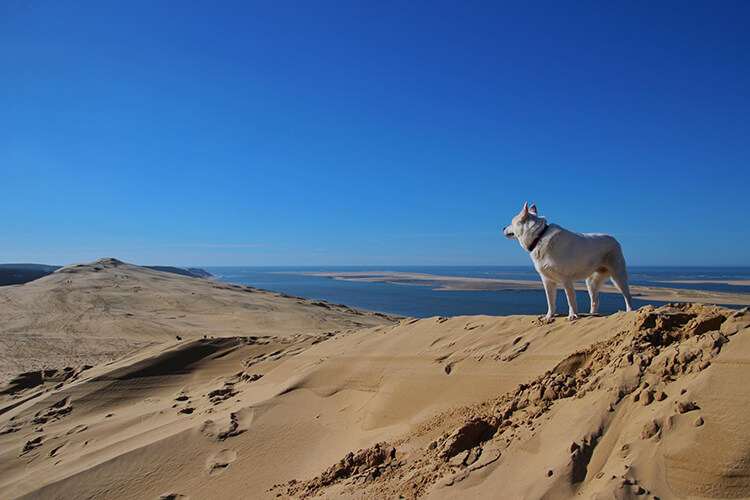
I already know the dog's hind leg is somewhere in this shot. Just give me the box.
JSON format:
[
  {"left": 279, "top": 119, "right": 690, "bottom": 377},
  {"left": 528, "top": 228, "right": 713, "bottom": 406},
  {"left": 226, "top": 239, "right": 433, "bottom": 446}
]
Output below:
[
  {"left": 542, "top": 278, "right": 557, "bottom": 320},
  {"left": 562, "top": 279, "right": 579, "bottom": 320},
  {"left": 610, "top": 267, "right": 633, "bottom": 312},
  {"left": 585, "top": 271, "right": 608, "bottom": 315}
]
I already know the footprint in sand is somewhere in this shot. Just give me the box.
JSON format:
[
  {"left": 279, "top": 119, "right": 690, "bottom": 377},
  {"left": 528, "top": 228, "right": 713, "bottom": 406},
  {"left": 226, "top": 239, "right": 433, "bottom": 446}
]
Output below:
[
  {"left": 32, "top": 397, "right": 73, "bottom": 425},
  {"left": 228, "top": 370, "right": 263, "bottom": 384},
  {"left": 501, "top": 341, "right": 530, "bottom": 362},
  {"left": 48, "top": 442, "right": 66, "bottom": 457},
  {"left": 173, "top": 392, "right": 196, "bottom": 414},
  {"left": 158, "top": 494, "right": 189, "bottom": 500},
  {"left": 20, "top": 436, "right": 44, "bottom": 455},
  {"left": 66, "top": 424, "right": 88, "bottom": 435},
  {"left": 200, "top": 409, "right": 253, "bottom": 441},
  {"left": 207, "top": 449, "right": 238, "bottom": 474},
  {"left": 204, "top": 372, "right": 263, "bottom": 406},
  {"left": 0, "top": 422, "right": 22, "bottom": 435},
  {"left": 207, "top": 385, "right": 237, "bottom": 404}
]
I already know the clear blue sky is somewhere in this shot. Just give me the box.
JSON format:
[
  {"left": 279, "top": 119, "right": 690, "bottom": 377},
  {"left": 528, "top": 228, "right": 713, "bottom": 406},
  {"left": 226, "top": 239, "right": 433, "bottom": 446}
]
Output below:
[{"left": 1, "top": 1, "right": 748, "bottom": 266}]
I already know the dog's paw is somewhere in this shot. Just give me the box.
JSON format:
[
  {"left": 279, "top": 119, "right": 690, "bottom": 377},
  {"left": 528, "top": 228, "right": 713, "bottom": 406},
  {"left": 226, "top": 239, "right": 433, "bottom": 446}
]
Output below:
[
  {"left": 568, "top": 314, "right": 580, "bottom": 321},
  {"left": 535, "top": 315, "right": 554, "bottom": 325}
]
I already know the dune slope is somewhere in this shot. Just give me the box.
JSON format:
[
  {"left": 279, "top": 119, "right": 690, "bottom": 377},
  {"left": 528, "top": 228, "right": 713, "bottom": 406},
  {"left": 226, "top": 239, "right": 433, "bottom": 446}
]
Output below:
[
  {"left": 0, "top": 258, "right": 397, "bottom": 379},
  {"left": 1, "top": 301, "right": 747, "bottom": 499}
]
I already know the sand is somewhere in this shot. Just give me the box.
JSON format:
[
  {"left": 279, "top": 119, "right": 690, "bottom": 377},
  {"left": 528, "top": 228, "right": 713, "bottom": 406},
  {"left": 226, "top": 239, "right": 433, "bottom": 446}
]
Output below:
[
  {"left": 0, "top": 258, "right": 397, "bottom": 380},
  {"left": 291, "top": 270, "right": 750, "bottom": 306},
  {"left": 1, "top": 260, "right": 748, "bottom": 499}
]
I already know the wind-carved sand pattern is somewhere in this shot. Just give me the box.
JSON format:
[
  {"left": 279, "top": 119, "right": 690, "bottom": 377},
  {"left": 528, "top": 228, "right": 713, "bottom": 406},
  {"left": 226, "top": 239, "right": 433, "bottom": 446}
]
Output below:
[
  {"left": 0, "top": 331, "right": 339, "bottom": 498},
  {"left": 291, "top": 270, "right": 750, "bottom": 306},
  {"left": 1, "top": 260, "right": 749, "bottom": 499},
  {"left": 275, "top": 304, "right": 750, "bottom": 499}
]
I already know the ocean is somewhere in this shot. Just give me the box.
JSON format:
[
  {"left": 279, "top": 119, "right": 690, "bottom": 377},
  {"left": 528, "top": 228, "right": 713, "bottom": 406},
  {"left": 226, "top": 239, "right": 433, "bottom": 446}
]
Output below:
[{"left": 203, "top": 266, "right": 750, "bottom": 319}]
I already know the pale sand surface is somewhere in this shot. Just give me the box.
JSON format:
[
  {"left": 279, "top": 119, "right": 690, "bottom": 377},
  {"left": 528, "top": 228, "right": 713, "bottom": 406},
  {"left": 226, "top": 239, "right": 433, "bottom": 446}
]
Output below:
[
  {"left": 294, "top": 270, "right": 750, "bottom": 306},
  {"left": 1, "top": 260, "right": 749, "bottom": 499},
  {"left": 0, "top": 259, "right": 397, "bottom": 381}
]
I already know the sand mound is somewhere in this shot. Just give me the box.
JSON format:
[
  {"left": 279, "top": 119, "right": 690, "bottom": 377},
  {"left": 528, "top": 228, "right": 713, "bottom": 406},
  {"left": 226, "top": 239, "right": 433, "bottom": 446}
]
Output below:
[
  {"left": 0, "top": 296, "right": 747, "bottom": 498},
  {"left": 281, "top": 304, "right": 750, "bottom": 499},
  {"left": 0, "top": 258, "right": 397, "bottom": 379}
]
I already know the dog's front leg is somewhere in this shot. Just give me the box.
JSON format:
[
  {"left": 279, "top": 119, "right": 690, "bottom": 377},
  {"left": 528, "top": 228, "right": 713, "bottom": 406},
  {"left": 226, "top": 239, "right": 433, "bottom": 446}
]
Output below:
[
  {"left": 562, "top": 280, "right": 579, "bottom": 320},
  {"left": 542, "top": 279, "right": 557, "bottom": 320}
]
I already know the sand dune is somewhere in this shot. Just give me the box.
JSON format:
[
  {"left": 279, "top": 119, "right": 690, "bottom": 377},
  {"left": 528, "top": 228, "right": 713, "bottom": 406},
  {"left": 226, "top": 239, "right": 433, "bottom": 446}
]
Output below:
[
  {"left": 0, "top": 258, "right": 397, "bottom": 380},
  {"left": 0, "top": 260, "right": 748, "bottom": 499}
]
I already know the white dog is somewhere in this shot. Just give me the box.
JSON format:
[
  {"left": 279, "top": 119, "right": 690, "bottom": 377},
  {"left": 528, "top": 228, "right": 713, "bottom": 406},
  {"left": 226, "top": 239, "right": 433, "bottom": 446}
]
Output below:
[{"left": 503, "top": 202, "right": 633, "bottom": 320}]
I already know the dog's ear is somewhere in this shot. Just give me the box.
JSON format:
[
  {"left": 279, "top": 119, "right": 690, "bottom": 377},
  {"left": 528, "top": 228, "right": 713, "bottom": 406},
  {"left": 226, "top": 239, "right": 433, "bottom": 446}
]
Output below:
[
  {"left": 520, "top": 202, "right": 530, "bottom": 220},
  {"left": 529, "top": 204, "right": 537, "bottom": 215}
]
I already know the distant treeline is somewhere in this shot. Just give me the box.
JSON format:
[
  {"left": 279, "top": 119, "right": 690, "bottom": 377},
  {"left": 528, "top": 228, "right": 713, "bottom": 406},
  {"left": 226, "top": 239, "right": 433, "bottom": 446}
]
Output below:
[{"left": 0, "top": 264, "right": 60, "bottom": 286}]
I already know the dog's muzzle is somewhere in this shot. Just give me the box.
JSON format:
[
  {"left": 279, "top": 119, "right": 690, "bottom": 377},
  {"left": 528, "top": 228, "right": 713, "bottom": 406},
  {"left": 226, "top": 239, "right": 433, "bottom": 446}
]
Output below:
[{"left": 503, "top": 227, "right": 515, "bottom": 238}]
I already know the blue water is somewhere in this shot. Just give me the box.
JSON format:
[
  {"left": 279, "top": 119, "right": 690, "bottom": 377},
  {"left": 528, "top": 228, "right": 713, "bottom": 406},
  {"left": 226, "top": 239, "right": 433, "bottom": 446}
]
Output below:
[{"left": 202, "top": 266, "right": 750, "bottom": 318}]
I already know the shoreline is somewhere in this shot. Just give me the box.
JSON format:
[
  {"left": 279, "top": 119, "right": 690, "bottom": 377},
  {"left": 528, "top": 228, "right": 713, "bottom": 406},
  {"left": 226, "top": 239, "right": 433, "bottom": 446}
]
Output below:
[{"left": 287, "top": 270, "right": 750, "bottom": 306}]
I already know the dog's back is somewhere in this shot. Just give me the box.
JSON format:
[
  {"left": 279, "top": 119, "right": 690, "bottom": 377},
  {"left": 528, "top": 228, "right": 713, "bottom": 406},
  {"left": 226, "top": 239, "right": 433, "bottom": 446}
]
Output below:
[{"left": 534, "top": 226, "right": 624, "bottom": 282}]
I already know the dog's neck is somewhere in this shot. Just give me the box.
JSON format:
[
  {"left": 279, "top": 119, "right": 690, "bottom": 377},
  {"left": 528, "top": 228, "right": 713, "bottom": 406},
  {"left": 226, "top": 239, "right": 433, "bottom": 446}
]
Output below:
[
  {"left": 519, "top": 220, "right": 550, "bottom": 252},
  {"left": 526, "top": 224, "right": 549, "bottom": 252}
]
